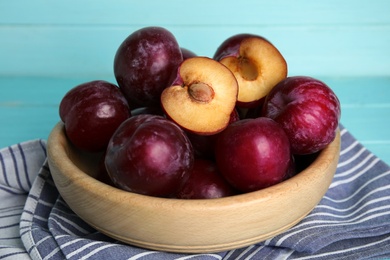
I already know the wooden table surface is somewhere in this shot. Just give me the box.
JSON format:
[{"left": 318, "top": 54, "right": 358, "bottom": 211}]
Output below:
[{"left": 1, "top": 1, "right": 389, "bottom": 165}]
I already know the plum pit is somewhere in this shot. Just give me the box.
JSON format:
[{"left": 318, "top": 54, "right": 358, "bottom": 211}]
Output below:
[{"left": 188, "top": 82, "right": 215, "bottom": 103}]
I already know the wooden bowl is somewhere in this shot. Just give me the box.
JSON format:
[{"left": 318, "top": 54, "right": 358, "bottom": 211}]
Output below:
[{"left": 47, "top": 122, "right": 340, "bottom": 253}]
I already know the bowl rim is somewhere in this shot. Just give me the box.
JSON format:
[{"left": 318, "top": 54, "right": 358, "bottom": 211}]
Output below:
[{"left": 48, "top": 121, "right": 341, "bottom": 210}]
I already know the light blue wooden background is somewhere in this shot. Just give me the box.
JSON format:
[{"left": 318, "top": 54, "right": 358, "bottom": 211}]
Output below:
[{"left": 0, "top": 1, "right": 389, "bottom": 165}]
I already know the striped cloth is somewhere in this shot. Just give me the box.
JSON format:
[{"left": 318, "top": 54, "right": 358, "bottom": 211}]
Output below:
[{"left": 1, "top": 125, "right": 390, "bottom": 259}]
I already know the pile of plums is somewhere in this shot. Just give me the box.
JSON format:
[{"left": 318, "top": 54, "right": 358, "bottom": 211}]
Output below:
[{"left": 59, "top": 26, "right": 341, "bottom": 199}]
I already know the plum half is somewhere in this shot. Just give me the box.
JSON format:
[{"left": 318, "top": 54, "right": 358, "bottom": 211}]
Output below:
[
  {"left": 161, "top": 57, "right": 238, "bottom": 135},
  {"left": 214, "top": 34, "right": 287, "bottom": 108}
]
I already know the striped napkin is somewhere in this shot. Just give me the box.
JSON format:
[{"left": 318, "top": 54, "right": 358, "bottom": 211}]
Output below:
[{"left": 1, "top": 125, "right": 390, "bottom": 259}]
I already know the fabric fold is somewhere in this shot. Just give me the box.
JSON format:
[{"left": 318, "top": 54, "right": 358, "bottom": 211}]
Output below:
[{"left": 0, "top": 140, "right": 47, "bottom": 260}]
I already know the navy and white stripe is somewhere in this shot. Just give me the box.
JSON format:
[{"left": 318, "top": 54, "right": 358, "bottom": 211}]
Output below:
[
  {"left": 1, "top": 126, "right": 390, "bottom": 259},
  {"left": 0, "top": 139, "right": 46, "bottom": 260}
]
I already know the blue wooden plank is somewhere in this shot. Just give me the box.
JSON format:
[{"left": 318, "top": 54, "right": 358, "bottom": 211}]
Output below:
[
  {"left": 0, "top": 26, "right": 389, "bottom": 77},
  {"left": 1, "top": 0, "right": 390, "bottom": 25},
  {"left": 340, "top": 106, "right": 390, "bottom": 141},
  {"left": 325, "top": 77, "right": 390, "bottom": 105},
  {"left": 0, "top": 77, "right": 76, "bottom": 147},
  {"left": 0, "top": 77, "right": 98, "bottom": 104},
  {"left": 0, "top": 106, "right": 60, "bottom": 145},
  {"left": 362, "top": 143, "right": 390, "bottom": 166}
]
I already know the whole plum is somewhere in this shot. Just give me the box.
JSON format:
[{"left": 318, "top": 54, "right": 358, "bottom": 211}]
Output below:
[
  {"left": 262, "top": 76, "right": 341, "bottom": 155},
  {"left": 59, "top": 80, "right": 131, "bottom": 152},
  {"left": 105, "top": 114, "right": 194, "bottom": 197},
  {"left": 114, "top": 26, "right": 183, "bottom": 108},
  {"left": 215, "top": 117, "right": 291, "bottom": 192}
]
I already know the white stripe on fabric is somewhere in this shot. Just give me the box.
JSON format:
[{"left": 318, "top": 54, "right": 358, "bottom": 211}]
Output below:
[
  {"left": 281, "top": 202, "right": 390, "bottom": 236},
  {"left": 127, "top": 251, "right": 160, "bottom": 260},
  {"left": 324, "top": 171, "right": 390, "bottom": 203},
  {"left": 0, "top": 246, "right": 30, "bottom": 260},
  {"left": 33, "top": 235, "right": 52, "bottom": 248},
  {"left": 339, "top": 140, "right": 359, "bottom": 155},
  {"left": 42, "top": 246, "right": 62, "bottom": 260},
  {"left": 232, "top": 245, "right": 256, "bottom": 260},
  {"left": 333, "top": 153, "right": 375, "bottom": 179},
  {"left": 37, "top": 199, "right": 54, "bottom": 208},
  {"left": 295, "top": 234, "right": 390, "bottom": 260},
  {"left": 0, "top": 207, "right": 23, "bottom": 220},
  {"left": 79, "top": 244, "right": 119, "bottom": 260},
  {"left": 243, "top": 246, "right": 268, "bottom": 260},
  {"left": 330, "top": 158, "right": 381, "bottom": 188},
  {"left": 307, "top": 204, "right": 390, "bottom": 221},
  {"left": 337, "top": 147, "right": 367, "bottom": 168},
  {"left": 50, "top": 213, "right": 90, "bottom": 235},
  {"left": 340, "top": 128, "right": 347, "bottom": 136},
  {"left": 65, "top": 241, "right": 106, "bottom": 259},
  {"left": 56, "top": 237, "right": 85, "bottom": 251},
  {"left": 316, "top": 195, "right": 390, "bottom": 214},
  {"left": 176, "top": 253, "right": 223, "bottom": 260},
  {"left": 273, "top": 250, "right": 295, "bottom": 260},
  {"left": 49, "top": 218, "right": 83, "bottom": 237},
  {"left": 33, "top": 214, "right": 48, "bottom": 223},
  {"left": 222, "top": 248, "right": 235, "bottom": 259},
  {"left": 274, "top": 210, "right": 390, "bottom": 248}
]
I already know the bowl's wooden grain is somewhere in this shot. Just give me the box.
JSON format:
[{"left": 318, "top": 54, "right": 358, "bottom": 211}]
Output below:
[{"left": 47, "top": 122, "right": 340, "bottom": 253}]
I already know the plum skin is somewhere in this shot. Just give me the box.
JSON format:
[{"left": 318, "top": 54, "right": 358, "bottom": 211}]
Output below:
[
  {"left": 105, "top": 114, "right": 194, "bottom": 197},
  {"left": 176, "top": 159, "right": 237, "bottom": 199},
  {"left": 262, "top": 76, "right": 341, "bottom": 155},
  {"left": 114, "top": 26, "right": 183, "bottom": 108},
  {"left": 180, "top": 47, "right": 197, "bottom": 60},
  {"left": 59, "top": 80, "right": 131, "bottom": 152},
  {"left": 215, "top": 117, "right": 291, "bottom": 193},
  {"left": 213, "top": 33, "right": 256, "bottom": 61}
]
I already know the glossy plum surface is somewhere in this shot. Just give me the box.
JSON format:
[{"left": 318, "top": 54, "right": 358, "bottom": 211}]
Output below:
[
  {"left": 213, "top": 33, "right": 255, "bottom": 61},
  {"left": 105, "top": 114, "right": 194, "bottom": 197},
  {"left": 114, "top": 26, "right": 183, "bottom": 107},
  {"left": 59, "top": 80, "right": 131, "bottom": 152},
  {"left": 262, "top": 76, "right": 341, "bottom": 155},
  {"left": 215, "top": 117, "right": 291, "bottom": 192},
  {"left": 176, "top": 159, "right": 237, "bottom": 199},
  {"left": 180, "top": 47, "right": 197, "bottom": 60}
]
